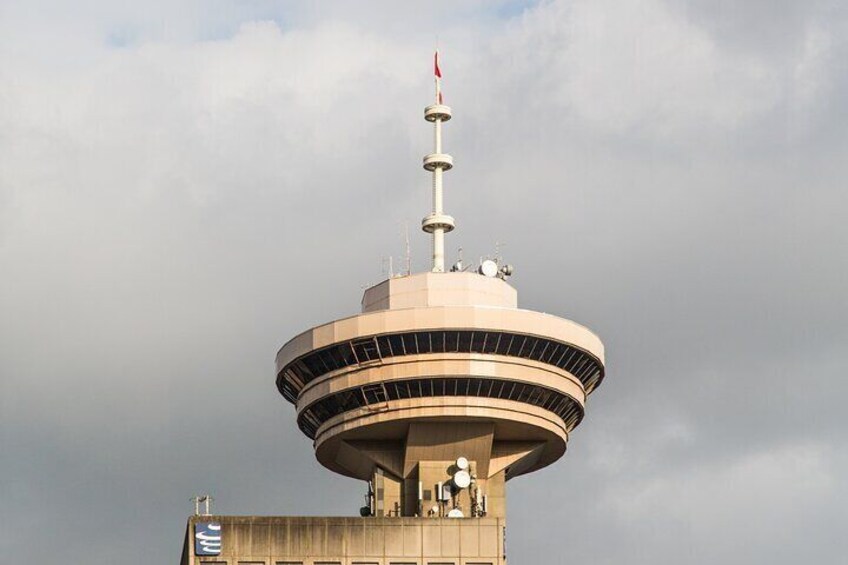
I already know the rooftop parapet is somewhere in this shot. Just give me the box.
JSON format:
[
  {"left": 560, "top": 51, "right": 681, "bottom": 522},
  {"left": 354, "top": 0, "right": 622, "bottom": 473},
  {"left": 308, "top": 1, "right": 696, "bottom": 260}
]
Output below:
[{"left": 361, "top": 272, "right": 518, "bottom": 313}]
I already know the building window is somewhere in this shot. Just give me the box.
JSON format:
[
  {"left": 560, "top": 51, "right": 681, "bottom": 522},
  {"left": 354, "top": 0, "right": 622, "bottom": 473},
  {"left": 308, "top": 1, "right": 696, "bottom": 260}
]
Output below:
[
  {"left": 296, "top": 376, "right": 585, "bottom": 438},
  {"left": 279, "top": 331, "right": 604, "bottom": 398}
]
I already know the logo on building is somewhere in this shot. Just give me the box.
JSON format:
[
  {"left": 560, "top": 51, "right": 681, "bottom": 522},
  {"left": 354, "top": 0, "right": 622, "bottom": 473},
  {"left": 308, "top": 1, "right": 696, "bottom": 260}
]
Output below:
[{"left": 195, "top": 522, "right": 222, "bottom": 555}]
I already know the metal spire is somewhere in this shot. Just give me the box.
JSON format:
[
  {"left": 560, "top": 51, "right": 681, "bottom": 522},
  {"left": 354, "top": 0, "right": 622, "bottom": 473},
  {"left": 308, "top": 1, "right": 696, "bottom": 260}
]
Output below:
[{"left": 422, "top": 50, "right": 455, "bottom": 272}]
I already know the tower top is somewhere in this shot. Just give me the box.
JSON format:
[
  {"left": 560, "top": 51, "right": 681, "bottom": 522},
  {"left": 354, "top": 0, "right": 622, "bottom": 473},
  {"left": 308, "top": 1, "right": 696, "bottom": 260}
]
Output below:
[
  {"left": 273, "top": 56, "right": 607, "bottom": 522},
  {"left": 422, "top": 50, "right": 455, "bottom": 272}
]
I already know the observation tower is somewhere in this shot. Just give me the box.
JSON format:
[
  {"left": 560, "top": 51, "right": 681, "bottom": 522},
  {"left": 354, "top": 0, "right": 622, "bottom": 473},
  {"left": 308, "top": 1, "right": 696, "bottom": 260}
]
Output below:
[
  {"left": 180, "top": 51, "right": 607, "bottom": 565},
  {"left": 274, "top": 53, "right": 606, "bottom": 520}
]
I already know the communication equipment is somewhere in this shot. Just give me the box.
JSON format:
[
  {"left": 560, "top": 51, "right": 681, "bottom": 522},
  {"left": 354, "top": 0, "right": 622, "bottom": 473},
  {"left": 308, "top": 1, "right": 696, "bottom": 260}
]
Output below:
[
  {"left": 478, "top": 259, "right": 498, "bottom": 277},
  {"left": 452, "top": 469, "right": 471, "bottom": 489},
  {"left": 191, "top": 495, "right": 214, "bottom": 516},
  {"left": 455, "top": 456, "right": 469, "bottom": 470},
  {"left": 498, "top": 264, "right": 514, "bottom": 278},
  {"left": 436, "top": 482, "right": 452, "bottom": 501},
  {"left": 447, "top": 508, "right": 464, "bottom": 518},
  {"left": 442, "top": 485, "right": 452, "bottom": 500}
]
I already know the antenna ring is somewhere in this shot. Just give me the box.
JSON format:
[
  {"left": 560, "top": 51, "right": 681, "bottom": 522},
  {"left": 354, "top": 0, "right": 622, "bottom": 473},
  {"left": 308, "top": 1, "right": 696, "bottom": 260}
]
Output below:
[
  {"left": 423, "top": 153, "right": 453, "bottom": 171},
  {"left": 422, "top": 214, "right": 456, "bottom": 233}
]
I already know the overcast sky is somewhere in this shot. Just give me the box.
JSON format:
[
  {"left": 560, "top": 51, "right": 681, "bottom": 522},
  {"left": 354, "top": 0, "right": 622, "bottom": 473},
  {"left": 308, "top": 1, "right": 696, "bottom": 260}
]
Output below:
[{"left": 1, "top": 1, "right": 846, "bottom": 563}]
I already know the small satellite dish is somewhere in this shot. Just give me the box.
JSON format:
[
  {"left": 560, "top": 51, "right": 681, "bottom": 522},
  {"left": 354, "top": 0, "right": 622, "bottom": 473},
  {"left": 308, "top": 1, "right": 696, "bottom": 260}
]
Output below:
[
  {"left": 447, "top": 508, "right": 464, "bottom": 518},
  {"left": 431, "top": 505, "right": 439, "bottom": 514},
  {"left": 479, "top": 260, "right": 498, "bottom": 277},
  {"left": 453, "top": 470, "right": 471, "bottom": 489},
  {"left": 455, "top": 456, "right": 469, "bottom": 470}
]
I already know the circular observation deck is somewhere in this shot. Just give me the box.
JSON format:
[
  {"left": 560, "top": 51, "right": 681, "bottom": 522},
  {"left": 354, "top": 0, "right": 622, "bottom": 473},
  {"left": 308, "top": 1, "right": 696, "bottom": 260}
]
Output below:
[{"left": 275, "top": 272, "right": 605, "bottom": 480}]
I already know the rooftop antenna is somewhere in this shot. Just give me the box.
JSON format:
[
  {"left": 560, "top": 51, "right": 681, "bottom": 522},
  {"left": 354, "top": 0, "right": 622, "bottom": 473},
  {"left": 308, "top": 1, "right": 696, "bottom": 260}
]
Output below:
[
  {"left": 493, "top": 242, "right": 514, "bottom": 279},
  {"left": 404, "top": 222, "right": 412, "bottom": 275},
  {"left": 450, "top": 246, "right": 464, "bottom": 272},
  {"left": 191, "top": 494, "right": 214, "bottom": 516},
  {"left": 421, "top": 49, "right": 455, "bottom": 272}
]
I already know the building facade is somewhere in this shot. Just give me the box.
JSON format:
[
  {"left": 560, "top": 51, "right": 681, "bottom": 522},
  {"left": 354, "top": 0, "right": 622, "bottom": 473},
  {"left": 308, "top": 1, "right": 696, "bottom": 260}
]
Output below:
[{"left": 182, "top": 516, "right": 506, "bottom": 565}]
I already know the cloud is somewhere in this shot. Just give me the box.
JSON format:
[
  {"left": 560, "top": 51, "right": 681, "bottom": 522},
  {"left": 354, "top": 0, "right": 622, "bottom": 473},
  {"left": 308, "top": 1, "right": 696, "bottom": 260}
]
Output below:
[
  {"left": 1, "top": 1, "right": 846, "bottom": 564},
  {"left": 590, "top": 442, "right": 841, "bottom": 564}
]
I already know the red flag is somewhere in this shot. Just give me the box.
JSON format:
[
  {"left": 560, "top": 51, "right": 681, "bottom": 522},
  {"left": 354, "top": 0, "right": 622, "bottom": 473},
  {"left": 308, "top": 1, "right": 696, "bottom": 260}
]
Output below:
[{"left": 434, "top": 51, "right": 442, "bottom": 78}]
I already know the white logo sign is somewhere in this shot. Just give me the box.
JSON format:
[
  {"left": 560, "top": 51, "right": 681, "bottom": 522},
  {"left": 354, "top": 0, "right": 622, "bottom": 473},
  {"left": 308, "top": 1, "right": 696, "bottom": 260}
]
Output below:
[{"left": 195, "top": 523, "right": 222, "bottom": 555}]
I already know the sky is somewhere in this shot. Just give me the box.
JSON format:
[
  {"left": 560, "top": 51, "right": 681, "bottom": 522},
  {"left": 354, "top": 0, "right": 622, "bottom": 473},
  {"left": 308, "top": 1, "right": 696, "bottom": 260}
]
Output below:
[{"left": 1, "top": 0, "right": 846, "bottom": 563}]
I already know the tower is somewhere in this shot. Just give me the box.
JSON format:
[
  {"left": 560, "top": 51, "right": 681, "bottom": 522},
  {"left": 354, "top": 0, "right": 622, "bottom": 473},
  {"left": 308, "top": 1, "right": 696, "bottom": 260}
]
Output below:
[
  {"left": 275, "top": 52, "right": 605, "bottom": 520},
  {"left": 181, "top": 52, "right": 606, "bottom": 565}
]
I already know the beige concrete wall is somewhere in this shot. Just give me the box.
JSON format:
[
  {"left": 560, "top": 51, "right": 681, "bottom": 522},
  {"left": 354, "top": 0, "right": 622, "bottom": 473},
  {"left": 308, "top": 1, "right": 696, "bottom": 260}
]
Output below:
[
  {"left": 374, "top": 469, "right": 402, "bottom": 517},
  {"left": 184, "top": 516, "right": 505, "bottom": 565},
  {"left": 361, "top": 273, "right": 518, "bottom": 313}
]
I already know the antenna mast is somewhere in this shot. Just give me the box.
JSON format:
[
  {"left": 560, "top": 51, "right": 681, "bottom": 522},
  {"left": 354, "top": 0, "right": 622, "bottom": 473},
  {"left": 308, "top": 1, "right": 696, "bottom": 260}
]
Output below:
[
  {"left": 191, "top": 494, "right": 214, "bottom": 516},
  {"left": 404, "top": 222, "right": 412, "bottom": 275},
  {"left": 422, "top": 50, "right": 455, "bottom": 272}
]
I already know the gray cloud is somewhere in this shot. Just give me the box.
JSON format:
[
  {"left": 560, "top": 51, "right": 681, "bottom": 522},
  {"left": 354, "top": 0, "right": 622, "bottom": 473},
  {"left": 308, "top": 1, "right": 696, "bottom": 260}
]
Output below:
[{"left": 1, "top": 1, "right": 846, "bottom": 563}]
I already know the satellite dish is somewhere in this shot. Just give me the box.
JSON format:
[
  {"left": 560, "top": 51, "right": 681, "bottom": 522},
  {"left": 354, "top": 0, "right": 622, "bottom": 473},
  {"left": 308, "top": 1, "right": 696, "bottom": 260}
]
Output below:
[
  {"left": 455, "top": 456, "right": 469, "bottom": 470},
  {"left": 453, "top": 470, "right": 471, "bottom": 489},
  {"left": 430, "top": 505, "right": 439, "bottom": 514},
  {"left": 479, "top": 260, "right": 498, "bottom": 277},
  {"left": 447, "top": 508, "right": 464, "bottom": 518}
]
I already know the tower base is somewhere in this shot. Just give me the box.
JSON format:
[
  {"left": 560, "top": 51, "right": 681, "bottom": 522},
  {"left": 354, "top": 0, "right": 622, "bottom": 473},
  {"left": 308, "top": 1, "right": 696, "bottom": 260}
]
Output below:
[{"left": 182, "top": 515, "right": 506, "bottom": 565}]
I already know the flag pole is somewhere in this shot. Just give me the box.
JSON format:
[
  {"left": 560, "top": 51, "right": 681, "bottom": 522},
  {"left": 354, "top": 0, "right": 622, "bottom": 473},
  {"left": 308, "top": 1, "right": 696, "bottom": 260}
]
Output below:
[{"left": 434, "top": 49, "right": 441, "bottom": 105}]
